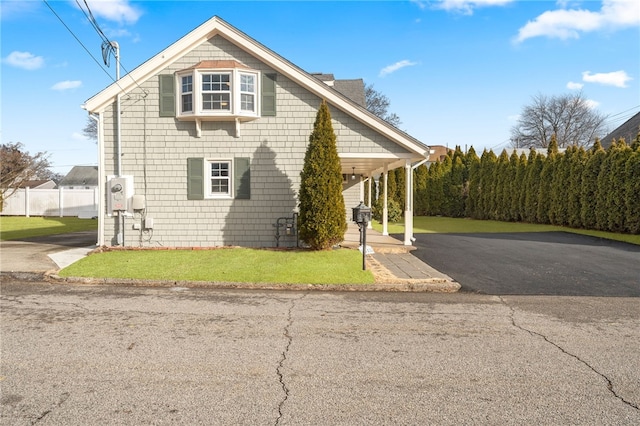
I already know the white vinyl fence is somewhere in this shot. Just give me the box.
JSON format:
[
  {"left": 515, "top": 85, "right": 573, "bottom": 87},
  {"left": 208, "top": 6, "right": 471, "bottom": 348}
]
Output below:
[{"left": 1, "top": 187, "right": 99, "bottom": 218}]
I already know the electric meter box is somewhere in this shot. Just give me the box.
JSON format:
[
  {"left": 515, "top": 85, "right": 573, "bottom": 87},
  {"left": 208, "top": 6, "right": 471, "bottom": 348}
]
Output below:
[{"left": 107, "top": 176, "right": 134, "bottom": 214}]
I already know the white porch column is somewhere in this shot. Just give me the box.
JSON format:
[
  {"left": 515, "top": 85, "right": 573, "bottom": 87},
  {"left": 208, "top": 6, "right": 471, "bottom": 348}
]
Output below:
[
  {"left": 382, "top": 164, "right": 388, "bottom": 236},
  {"left": 367, "top": 175, "right": 372, "bottom": 229},
  {"left": 404, "top": 161, "right": 413, "bottom": 245}
]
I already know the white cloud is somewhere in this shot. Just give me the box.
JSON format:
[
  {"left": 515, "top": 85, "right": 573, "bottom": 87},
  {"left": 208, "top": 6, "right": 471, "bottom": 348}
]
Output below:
[
  {"left": 514, "top": 0, "right": 640, "bottom": 43},
  {"left": 584, "top": 99, "right": 600, "bottom": 109},
  {"left": 435, "top": 0, "right": 513, "bottom": 15},
  {"left": 51, "top": 80, "right": 83, "bottom": 91},
  {"left": 582, "top": 70, "right": 632, "bottom": 88},
  {"left": 379, "top": 60, "right": 418, "bottom": 77},
  {"left": 567, "top": 81, "right": 584, "bottom": 90},
  {"left": 85, "top": 0, "right": 142, "bottom": 25},
  {"left": 3, "top": 51, "right": 44, "bottom": 70}
]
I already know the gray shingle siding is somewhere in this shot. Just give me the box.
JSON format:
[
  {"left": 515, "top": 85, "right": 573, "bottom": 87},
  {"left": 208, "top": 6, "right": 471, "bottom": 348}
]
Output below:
[{"left": 100, "top": 34, "right": 407, "bottom": 247}]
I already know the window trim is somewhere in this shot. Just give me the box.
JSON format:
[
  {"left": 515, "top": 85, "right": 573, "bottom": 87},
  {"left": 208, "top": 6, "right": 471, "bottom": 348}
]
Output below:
[
  {"left": 176, "top": 68, "right": 260, "bottom": 120},
  {"left": 181, "top": 74, "right": 193, "bottom": 113},
  {"left": 187, "top": 157, "right": 250, "bottom": 200},
  {"left": 206, "top": 159, "right": 233, "bottom": 199}
]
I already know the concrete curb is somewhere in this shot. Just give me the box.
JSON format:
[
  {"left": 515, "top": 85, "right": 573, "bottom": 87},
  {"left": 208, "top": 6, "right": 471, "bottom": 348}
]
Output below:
[{"left": 45, "top": 273, "right": 461, "bottom": 293}]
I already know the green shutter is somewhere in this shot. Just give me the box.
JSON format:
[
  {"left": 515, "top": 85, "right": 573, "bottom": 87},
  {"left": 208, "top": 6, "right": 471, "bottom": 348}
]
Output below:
[
  {"left": 159, "top": 74, "right": 176, "bottom": 117},
  {"left": 234, "top": 157, "right": 251, "bottom": 199},
  {"left": 261, "top": 73, "right": 277, "bottom": 116},
  {"left": 187, "top": 158, "right": 204, "bottom": 200}
]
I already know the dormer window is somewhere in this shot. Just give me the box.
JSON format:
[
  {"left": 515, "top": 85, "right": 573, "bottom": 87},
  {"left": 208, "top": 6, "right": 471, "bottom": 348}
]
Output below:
[{"left": 176, "top": 61, "right": 259, "bottom": 120}]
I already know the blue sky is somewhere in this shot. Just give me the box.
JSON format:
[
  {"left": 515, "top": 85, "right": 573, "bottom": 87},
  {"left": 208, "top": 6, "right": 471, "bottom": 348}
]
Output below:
[{"left": 2, "top": 0, "right": 639, "bottom": 175}]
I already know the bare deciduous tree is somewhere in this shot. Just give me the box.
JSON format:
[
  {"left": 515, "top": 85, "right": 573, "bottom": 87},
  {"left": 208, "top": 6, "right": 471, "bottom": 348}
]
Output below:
[
  {"left": 510, "top": 92, "right": 607, "bottom": 149},
  {"left": 365, "top": 83, "right": 402, "bottom": 128},
  {"left": 83, "top": 116, "right": 97, "bottom": 142},
  {"left": 1, "top": 142, "right": 51, "bottom": 210}
]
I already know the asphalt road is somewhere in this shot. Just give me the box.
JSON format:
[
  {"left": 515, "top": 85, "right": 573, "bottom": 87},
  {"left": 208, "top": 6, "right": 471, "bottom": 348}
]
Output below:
[
  {"left": 1, "top": 281, "right": 639, "bottom": 425},
  {"left": 407, "top": 232, "right": 640, "bottom": 297}
]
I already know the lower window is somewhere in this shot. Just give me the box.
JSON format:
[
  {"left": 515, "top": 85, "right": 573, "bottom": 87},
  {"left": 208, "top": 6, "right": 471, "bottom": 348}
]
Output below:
[
  {"left": 208, "top": 160, "right": 231, "bottom": 197},
  {"left": 187, "top": 157, "right": 250, "bottom": 200}
]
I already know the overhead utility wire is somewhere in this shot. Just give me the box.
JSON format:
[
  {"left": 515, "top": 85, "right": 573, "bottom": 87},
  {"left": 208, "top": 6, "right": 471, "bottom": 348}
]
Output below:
[
  {"left": 42, "top": 0, "right": 122, "bottom": 89},
  {"left": 74, "top": 0, "right": 147, "bottom": 95}
]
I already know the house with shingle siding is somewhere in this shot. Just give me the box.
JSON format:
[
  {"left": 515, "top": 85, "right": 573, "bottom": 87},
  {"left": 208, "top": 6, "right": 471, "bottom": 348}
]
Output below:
[{"left": 84, "top": 16, "right": 428, "bottom": 248}]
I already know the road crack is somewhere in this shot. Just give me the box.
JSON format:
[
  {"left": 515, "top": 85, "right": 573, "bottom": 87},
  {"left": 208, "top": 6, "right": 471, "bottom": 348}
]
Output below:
[
  {"left": 275, "top": 293, "right": 306, "bottom": 425},
  {"left": 499, "top": 296, "right": 639, "bottom": 412}
]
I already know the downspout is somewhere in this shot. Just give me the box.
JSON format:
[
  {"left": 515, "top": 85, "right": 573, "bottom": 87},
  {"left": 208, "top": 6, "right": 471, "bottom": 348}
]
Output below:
[
  {"left": 88, "top": 112, "right": 105, "bottom": 246},
  {"left": 404, "top": 161, "right": 412, "bottom": 245}
]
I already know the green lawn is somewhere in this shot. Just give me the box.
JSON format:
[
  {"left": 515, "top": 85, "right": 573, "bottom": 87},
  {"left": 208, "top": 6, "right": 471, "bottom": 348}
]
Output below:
[
  {"left": 59, "top": 248, "right": 375, "bottom": 285},
  {"left": 372, "top": 216, "right": 640, "bottom": 246},
  {"left": 0, "top": 216, "right": 97, "bottom": 241}
]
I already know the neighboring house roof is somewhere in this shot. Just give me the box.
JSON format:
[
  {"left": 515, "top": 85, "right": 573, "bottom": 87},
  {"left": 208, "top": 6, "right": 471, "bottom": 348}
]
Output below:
[
  {"left": 600, "top": 111, "right": 640, "bottom": 148},
  {"left": 427, "top": 145, "right": 452, "bottom": 163},
  {"left": 17, "top": 180, "right": 56, "bottom": 189},
  {"left": 84, "top": 16, "right": 427, "bottom": 173},
  {"left": 58, "top": 166, "right": 99, "bottom": 187},
  {"left": 312, "top": 73, "right": 366, "bottom": 108}
]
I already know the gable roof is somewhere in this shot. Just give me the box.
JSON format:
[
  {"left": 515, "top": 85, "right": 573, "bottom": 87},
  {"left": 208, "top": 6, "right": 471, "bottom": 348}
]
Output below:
[
  {"left": 600, "top": 111, "right": 640, "bottom": 148},
  {"left": 58, "top": 166, "right": 99, "bottom": 187},
  {"left": 83, "top": 16, "right": 427, "bottom": 161}
]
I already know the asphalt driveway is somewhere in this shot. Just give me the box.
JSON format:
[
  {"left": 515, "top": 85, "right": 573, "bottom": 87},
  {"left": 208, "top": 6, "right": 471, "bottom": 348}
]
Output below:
[
  {"left": 406, "top": 232, "right": 640, "bottom": 297},
  {"left": 0, "top": 231, "right": 97, "bottom": 274}
]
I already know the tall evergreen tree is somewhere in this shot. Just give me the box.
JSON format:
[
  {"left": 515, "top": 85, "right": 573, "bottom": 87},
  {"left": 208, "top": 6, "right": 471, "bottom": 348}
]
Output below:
[
  {"left": 447, "top": 155, "right": 466, "bottom": 217},
  {"left": 536, "top": 136, "right": 558, "bottom": 224},
  {"left": 465, "top": 147, "right": 481, "bottom": 218},
  {"left": 478, "top": 150, "right": 497, "bottom": 220},
  {"left": 595, "top": 141, "right": 618, "bottom": 230},
  {"left": 298, "top": 101, "right": 346, "bottom": 250},
  {"left": 605, "top": 139, "right": 631, "bottom": 232},
  {"left": 414, "top": 164, "right": 428, "bottom": 216},
  {"left": 512, "top": 153, "right": 527, "bottom": 221},
  {"left": 395, "top": 167, "right": 406, "bottom": 212},
  {"left": 524, "top": 150, "right": 543, "bottom": 223},
  {"left": 550, "top": 147, "right": 572, "bottom": 226},
  {"left": 567, "top": 147, "right": 586, "bottom": 228},
  {"left": 494, "top": 150, "right": 511, "bottom": 221},
  {"left": 580, "top": 140, "right": 605, "bottom": 229},
  {"left": 387, "top": 170, "right": 398, "bottom": 207},
  {"left": 625, "top": 150, "right": 640, "bottom": 234},
  {"left": 426, "top": 161, "right": 445, "bottom": 216}
]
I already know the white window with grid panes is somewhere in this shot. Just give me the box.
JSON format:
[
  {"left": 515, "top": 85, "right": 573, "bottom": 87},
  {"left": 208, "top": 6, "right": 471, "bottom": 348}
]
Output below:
[
  {"left": 202, "top": 73, "right": 231, "bottom": 111},
  {"left": 207, "top": 159, "right": 232, "bottom": 198},
  {"left": 181, "top": 74, "right": 193, "bottom": 113},
  {"left": 176, "top": 69, "right": 259, "bottom": 120}
]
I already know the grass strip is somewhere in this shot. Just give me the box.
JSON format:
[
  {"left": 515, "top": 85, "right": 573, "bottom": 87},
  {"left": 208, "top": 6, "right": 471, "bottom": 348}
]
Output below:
[
  {"left": 59, "top": 248, "right": 375, "bottom": 285},
  {"left": 373, "top": 216, "right": 640, "bottom": 245},
  {"left": 0, "top": 216, "right": 97, "bottom": 241}
]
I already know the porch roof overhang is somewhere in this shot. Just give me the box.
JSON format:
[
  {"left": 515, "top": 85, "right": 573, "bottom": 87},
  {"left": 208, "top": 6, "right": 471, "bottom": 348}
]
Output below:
[{"left": 339, "top": 152, "right": 425, "bottom": 176}]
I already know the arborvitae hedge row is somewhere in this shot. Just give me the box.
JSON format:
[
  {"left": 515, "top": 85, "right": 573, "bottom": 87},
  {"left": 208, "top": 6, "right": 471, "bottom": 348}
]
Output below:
[{"left": 416, "top": 137, "right": 640, "bottom": 234}]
